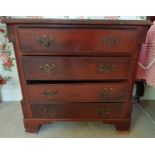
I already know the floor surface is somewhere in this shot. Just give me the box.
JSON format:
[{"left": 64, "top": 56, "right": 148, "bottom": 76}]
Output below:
[{"left": 0, "top": 101, "right": 155, "bottom": 138}]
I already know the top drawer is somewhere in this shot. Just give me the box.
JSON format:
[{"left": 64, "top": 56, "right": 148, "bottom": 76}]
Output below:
[{"left": 17, "top": 27, "right": 137, "bottom": 55}]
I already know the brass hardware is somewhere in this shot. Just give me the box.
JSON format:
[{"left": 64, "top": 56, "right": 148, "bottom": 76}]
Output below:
[
  {"left": 44, "top": 108, "right": 60, "bottom": 118},
  {"left": 96, "top": 108, "right": 111, "bottom": 117},
  {"left": 100, "top": 88, "right": 113, "bottom": 98},
  {"left": 36, "top": 35, "right": 54, "bottom": 48},
  {"left": 39, "top": 64, "right": 56, "bottom": 75},
  {"left": 102, "top": 36, "right": 119, "bottom": 46},
  {"left": 98, "top": 64, "right": 116, "bottom": 73},
  {"left": 42, "top": 90, "right": 57, "bottom": 97}
]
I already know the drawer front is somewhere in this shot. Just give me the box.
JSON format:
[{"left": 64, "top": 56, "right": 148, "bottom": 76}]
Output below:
[
  {"left": 31, "top": 103, "right": 123, "bottom": 119},
  {"left": 18, "top": 27, "right": 137, "bottom": 54},
  {"left": 27, "top": 82, "right": 128, "bottom": 103},
  {"left": 23, "top": 56, "right": 132, "bottom": 80}
]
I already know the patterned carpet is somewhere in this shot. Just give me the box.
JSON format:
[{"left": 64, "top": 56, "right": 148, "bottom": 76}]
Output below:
[{"left": 0, "top": 102, "right": 155, "bottom": 138}]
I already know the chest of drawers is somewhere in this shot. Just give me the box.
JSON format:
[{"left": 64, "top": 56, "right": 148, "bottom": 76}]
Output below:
[{"left": 4, "top": 19, "right": 151, "bottom": 133}]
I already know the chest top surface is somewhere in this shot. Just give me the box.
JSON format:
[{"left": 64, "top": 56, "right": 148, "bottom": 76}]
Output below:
[{"left": 2, "top": 18, "right": 152, "bottom": 25}]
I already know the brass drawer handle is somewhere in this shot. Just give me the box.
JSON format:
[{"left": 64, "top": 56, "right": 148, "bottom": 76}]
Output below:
[
  {"left": 39, "top": 64, "right": 56, "bottom": 75},
  {"left": 96, "top": 108, "right": 111, "bottom": 117},
  {"left": 98, "top": 64, "right": 116, "bottom": 73},
  {"left": 36, "top": 35, "right": 54, "bottom": 48},
  {"left": 44, "top": 108, "right": 60, "bottom": 118},
  {"left": 42, "top": 90, "right": 57, "bottom": 97},
  {"left": 102, "top": 35, "right": 119, "bottom": 46},
  {"left": 100, "top": 88, "right": 113, "bottom": 98}
]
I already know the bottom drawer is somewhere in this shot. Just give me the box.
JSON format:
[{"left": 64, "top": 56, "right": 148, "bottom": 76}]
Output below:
[{"left": 31, "top": 103, "right": 123, "bottom": 119}]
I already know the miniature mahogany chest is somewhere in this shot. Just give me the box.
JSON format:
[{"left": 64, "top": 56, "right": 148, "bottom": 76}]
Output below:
[{"left": 4, "top": 19, "right": 151, "bottom": 133}]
